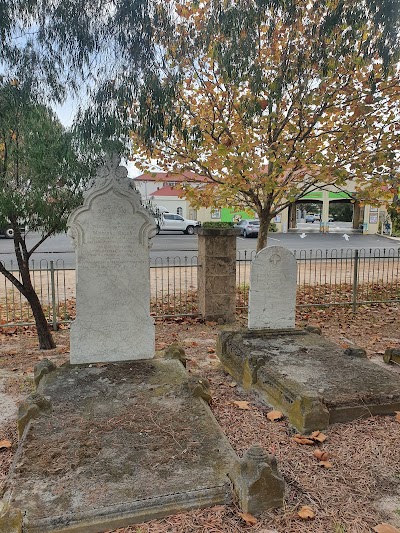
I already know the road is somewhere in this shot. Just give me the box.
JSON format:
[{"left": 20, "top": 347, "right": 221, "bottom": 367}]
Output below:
[{"left": 0, "top": 230, "right": 399, "bottom": 269}]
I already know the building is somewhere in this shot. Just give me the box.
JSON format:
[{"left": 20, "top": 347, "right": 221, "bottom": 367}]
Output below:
[{"left": 133, "top": 172, "right": 387, "bottom": 235}]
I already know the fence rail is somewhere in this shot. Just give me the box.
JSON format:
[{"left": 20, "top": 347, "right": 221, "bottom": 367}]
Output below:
[{"left": 1, "top": 247, "right": 399, "bottom": 327}]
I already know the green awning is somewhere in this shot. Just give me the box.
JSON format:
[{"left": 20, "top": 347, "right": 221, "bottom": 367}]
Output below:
[{"left": 301, "top": 191, "right": 323, "bottom": 200}]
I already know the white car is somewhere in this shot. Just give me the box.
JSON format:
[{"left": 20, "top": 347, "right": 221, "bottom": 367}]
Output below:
[{"left": 157, "top": 213, "right": 200, "bottom": 235}]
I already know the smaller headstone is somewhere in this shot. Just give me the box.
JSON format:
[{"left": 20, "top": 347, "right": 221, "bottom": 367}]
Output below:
[{"left": 248, "top": 246, "right": 297, "bottom": 330}]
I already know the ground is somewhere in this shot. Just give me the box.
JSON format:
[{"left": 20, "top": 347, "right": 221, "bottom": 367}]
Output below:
[{"left": 0, "top": 305, "right": 399, "bottom": 533}]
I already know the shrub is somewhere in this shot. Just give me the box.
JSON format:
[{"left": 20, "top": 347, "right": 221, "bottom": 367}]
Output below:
[{"left": 202, "top": 221, "right": 234, "bottom": 228}]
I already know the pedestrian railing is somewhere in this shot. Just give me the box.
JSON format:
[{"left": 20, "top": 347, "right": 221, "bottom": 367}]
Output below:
[{"left": 0, "top": 248, "right": 399, "bottom": 327}]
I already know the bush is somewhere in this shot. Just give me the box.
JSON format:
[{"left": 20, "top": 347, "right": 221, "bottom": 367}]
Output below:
[{"left": 202, "top": 221, "right": 234, "bottom": 228}]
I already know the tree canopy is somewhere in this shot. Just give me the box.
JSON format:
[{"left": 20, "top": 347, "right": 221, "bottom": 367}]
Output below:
[
  {"left": 2, "top": 0, "right": 398, "bottom": 135},
  {"left": 130, "top": 0, "right": 400, "bottom": 250}
]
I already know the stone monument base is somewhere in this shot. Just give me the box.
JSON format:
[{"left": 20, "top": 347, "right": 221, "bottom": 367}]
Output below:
[
  {"left": 3, "top": 360, "right": 238, "bottom": 533},
  {"left": 217, "top": 329, "right": 400, "bottom": 434}
]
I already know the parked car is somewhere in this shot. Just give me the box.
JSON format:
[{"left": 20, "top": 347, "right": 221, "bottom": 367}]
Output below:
[
  {"left": 235, "top": 219, "right": 260, "bottom": 237},
  {"left": 305, "top": 214, "right": 315, "bottom": 223},
  {"left": 0, "top": 226, "right": 15, "bottom": 238},
  {"left": 157, "top": 213, "right": 201, "bottom": 235}
]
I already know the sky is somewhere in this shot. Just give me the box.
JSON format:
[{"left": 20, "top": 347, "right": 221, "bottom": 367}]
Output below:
[{"left": 53, "top": 96, "right": 143, "bottom": 178}]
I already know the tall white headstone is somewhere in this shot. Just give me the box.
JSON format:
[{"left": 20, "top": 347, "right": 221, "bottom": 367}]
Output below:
[
  {"left": 248, "top": 246, "right": 297, "bottom": 330},
  {"left": 67, "top": 154, "right": 157, "bottom": 364}
]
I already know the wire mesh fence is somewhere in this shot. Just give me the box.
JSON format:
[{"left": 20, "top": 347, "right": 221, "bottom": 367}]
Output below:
[{"left": 0, "top": 247, "right": 399, "bottom": 327}]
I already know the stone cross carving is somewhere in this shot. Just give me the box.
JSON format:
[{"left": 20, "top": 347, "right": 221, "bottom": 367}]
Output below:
[
  {"left": 269, "top": 254, "right": 281, "bottom": 266},
  {"left": 248, "top": 245, "right": 297, "bottom": 330},
  {"left": 67, "top": 154, "right": 157, "bottom": 364}
]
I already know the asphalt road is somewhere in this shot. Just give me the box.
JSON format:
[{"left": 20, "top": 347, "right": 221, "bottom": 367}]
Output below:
[{"left": 0, "top": 230, "right": 399, "bottom": 269}]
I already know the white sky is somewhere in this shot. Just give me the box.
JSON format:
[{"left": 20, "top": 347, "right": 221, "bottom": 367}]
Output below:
[{"left": 54, "top": 98, "right": 142, "bottom": 178}]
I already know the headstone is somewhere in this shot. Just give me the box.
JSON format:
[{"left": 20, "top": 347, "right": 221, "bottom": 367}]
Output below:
[
  {"left": 248, "top": 246, "right": 297, "bottom": 330},
  {"left": 67, "top": 154, "right": 156, "bottom": 364}
]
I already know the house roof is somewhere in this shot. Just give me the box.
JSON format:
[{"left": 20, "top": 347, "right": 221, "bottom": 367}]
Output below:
[
  {"left": 134, "top": 170, "right": 210, "bottom": 183},
  {"left": 151, "top": 185, "right": 184, "bottom": 198}
]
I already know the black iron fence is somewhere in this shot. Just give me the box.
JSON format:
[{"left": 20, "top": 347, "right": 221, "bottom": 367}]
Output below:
[
  {"left": 0, "top": 248, "right": 399, "bottom": 327},
  {"left": 237, "top": 248, "right": 400, "bottom": 312}
]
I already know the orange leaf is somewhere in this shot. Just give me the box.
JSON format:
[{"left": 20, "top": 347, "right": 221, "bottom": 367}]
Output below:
[
  {"left": 267, "top": 410, "right": 284, "bottom": 421},
  {"left": 373, "top": 525, "right": 400, "bottom": 533},
  {"left": 232, "top": 400, "right": 251, "bottom": 410},
  {"left": 0, "top": 439, "right": 12, "bottom": 449},
  {"left": 319, "top": 461, "right": 333, "bottom": 469},
  {"left": 207, "top": 347, "right": 216, "bottom": 354},
  {"left": 238, "top": 512, "right": 258, "bottom": 525},
  {"left": 313, "top": 450, "right": 329, "bottom": 461},
  {"left": 297, "top": 505, "right": 315, "bottom": 519},
  {"left": 313, "top": 432, "right": 327, "bottom": 443},
  {"left": 394, "top": 412, "right": 400, "bottom": 423},
  {"left": 293, "top": 436, "right": 315, "bottom": 445}
]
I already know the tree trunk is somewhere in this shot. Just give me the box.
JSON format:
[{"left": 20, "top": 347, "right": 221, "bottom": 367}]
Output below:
[
  {"left": 25, "top": 286, "right": 56, "bottom": 349},
  {"left": 256, "top": 211, "right": 273, "bottom": 252}
]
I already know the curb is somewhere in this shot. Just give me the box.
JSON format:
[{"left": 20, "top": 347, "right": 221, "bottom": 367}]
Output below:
[{"left": 377, "top": 233, "right": 400, "bottom": 242}]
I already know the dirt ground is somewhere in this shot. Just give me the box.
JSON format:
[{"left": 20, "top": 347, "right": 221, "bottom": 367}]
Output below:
[{"left": 0, "top": 305, "right": 400, "bottom": 533}]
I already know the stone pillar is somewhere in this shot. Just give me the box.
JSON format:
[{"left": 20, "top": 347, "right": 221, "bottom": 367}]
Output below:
[{"left": 197, "top": 227, "right": 238, "bottom": 323}]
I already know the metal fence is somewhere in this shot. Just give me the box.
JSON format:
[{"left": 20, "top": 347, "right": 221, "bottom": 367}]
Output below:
[{"left": 1, "top": 247, "right": 399, "bottom": 327}]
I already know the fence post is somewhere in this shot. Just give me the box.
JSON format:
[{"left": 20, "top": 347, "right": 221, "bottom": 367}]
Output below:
[
  {"left": 50, "top": 261, "right": 58, "bottom": 331},
  {"left": 352, "top": 249, "right": 359, "bottom": 313}
]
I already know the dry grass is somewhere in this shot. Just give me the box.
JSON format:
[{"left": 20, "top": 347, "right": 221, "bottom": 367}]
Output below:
[{"left": 1, "top": 306, "right": 400, "bottom": 532}]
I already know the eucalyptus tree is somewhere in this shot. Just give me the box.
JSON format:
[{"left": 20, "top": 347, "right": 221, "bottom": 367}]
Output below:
[{"left": 0, "top": 82, "right": 96, "bottom": 349}]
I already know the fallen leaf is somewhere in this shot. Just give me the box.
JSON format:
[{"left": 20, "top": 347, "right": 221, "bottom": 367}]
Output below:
[
  {"left": 238, "top": 512, "right": 258, "bottom": 525},
  {"left": 267, "top": 410, "right": 284, "bottom": 421},
  {"left": 229, "top": 381, "right": 237, "bottom": 387},
  {"left": 395, "top": 411, "right": 400, "bottom": 423},
  {"left": 313, "top": 432, "right": 327, "bottom": 443},
  {"left": 0, "top": 439, "right": 12, "bottom": 449},
  {"left": 313, "top": 450, "right": 329, "bottom": 461},
  {"left": 297, "top": 505, "right": 315, "bottom": 519},
  {"left": 373, "top": 524, "right": 400, "bottom": 533},
  {"left": 207, "top": 347, "right": 216, "bottom": 353},
  {"left": 232, "top": 400, "right": 251, "bottom": 410},
  {"left": 311, "top": 431, "right": 320, "bottom": 437},
  {"left": 293, "top": 436, "right": 315, "bottom": 445},
  {"left": 319, "top": 460, "right": 333, "bottom": 469}
]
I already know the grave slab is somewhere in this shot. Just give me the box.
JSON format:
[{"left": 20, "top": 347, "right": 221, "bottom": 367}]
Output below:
[
  {"left": 2, "top": 360, "right": 238, "bottom": 533},
  {"left": 217, "top": 329, "right": 400, "bottom": 433}
]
